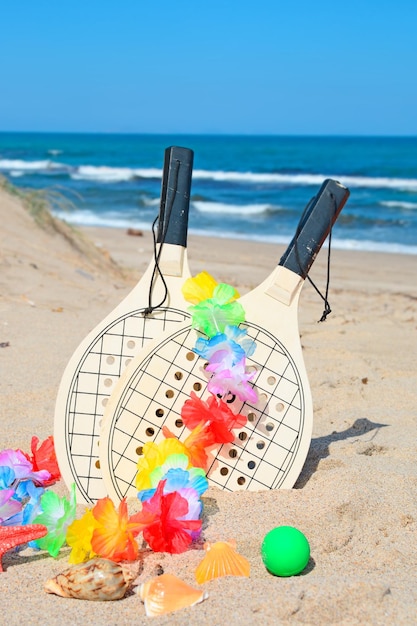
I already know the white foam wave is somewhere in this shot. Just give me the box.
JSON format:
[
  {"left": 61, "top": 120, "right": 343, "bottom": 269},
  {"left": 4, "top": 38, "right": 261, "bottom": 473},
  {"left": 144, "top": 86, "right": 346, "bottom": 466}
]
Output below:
[
  {"left": 2, "top": 157, "right": 417, "bottom": 191},
  {"left": 189, "top": 229, "right": 417, "bottom": 255},
  {"left": 71, "top": 166, "right": 161, "bottom": 182},
  {"left": 193, "top": 201, "right": 273, "bottom": 216},
  {"left": 380, "top": 200, "right": 417, "bottom": 210},
  {"left": 53, "top": 209, "right": 152, "bottom": 231},
  {"left": 193, "top": 169, "right": 417, "bottom": 191},
  {"left": 0, "top": 158, "right": 63, "bottom": 171},
  {"left": 51, "top": 209, "right": 417, "bottom": 256}
]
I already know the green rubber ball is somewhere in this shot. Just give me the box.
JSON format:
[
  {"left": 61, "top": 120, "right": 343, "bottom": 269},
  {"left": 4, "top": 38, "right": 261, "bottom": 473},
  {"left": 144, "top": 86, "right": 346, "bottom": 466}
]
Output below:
[{"left": 261, "top": 526, "right": 310, "bottom": 577}]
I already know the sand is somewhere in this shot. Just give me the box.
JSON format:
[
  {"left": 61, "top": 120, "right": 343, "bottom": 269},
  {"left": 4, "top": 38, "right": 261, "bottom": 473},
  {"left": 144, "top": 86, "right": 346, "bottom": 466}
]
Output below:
[{"left": 0, "top": 186, "right": 416, "bottom": 625}]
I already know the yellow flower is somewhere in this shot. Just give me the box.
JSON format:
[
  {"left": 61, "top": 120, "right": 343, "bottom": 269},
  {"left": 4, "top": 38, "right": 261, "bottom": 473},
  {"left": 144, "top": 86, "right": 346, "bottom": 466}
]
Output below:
[
  {"left": 66, "top": 508, "right": 98, "bottom": 564},
  {"left": 182, "top": 271, "right": 219, "bottom": 304},
  {"left": 136, "top": 438, "right": 186, "bottom": 491}
]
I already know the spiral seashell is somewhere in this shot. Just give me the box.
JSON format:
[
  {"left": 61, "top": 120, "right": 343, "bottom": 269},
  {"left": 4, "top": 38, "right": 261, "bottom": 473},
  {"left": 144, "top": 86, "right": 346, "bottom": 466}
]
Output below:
[
  {"left": 139, "top": 573, "right": 208, "bottom": 616},
  {"left": 195, "top": 540, "right": 250, "bottom": 584},
  {"left": 44, "top": 558, "right": 134, "bottom": 601}
]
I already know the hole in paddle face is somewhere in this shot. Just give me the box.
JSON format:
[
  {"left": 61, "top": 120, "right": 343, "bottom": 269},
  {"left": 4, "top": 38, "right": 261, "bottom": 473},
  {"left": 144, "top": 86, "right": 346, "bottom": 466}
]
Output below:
[
  {"left": 174, "top": 371, "right": 183, "bottom": 381},
  {"left": 145, "top": 427, "right": 155, "bottom": 437}
]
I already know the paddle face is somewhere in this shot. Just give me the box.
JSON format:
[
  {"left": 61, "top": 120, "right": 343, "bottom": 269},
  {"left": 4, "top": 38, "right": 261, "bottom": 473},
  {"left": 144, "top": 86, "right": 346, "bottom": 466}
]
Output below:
[
  {"left": 100, "top": 179, "right": 350, "bottom": 500},
  {"left": 54, "top": 146, "right": 194, "bottom": 504}
]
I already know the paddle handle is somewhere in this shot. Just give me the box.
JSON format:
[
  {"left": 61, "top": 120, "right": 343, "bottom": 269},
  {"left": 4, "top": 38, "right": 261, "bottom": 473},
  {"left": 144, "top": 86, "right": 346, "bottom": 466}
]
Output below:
[
  {"left": 279, "top": 178, "right": 349, "bottom": 278},
  {"left": 156, "top": 146, "right": 194, "bottom": 246}
]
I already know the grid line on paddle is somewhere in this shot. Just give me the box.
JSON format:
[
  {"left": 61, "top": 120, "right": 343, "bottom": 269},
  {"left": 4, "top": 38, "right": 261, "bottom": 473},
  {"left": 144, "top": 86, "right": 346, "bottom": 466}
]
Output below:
[
  {"left": 64, "top": 307, "right": 189, "bottom": 503},
  {"left": 103, "top": 321, "right": 305, "bottom": 499}
]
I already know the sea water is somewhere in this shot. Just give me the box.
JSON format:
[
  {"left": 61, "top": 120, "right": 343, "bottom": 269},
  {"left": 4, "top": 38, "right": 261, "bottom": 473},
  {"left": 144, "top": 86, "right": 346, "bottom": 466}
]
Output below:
[{"left": 1, "top": 132, "right": 416, "bottom": 254}]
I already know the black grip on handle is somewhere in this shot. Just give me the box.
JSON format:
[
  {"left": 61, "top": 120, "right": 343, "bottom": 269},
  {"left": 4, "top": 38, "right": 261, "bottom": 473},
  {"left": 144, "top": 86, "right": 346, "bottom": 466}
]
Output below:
[
  {"left": 279, "top": 179, "right": 350, "bottom": 278},
  {"left": 157, "top": 146, "right": 194, "bottom": 247}
]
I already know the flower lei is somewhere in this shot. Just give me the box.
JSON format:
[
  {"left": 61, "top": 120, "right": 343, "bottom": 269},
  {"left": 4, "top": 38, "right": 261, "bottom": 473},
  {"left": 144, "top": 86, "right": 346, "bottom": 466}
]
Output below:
[{"left": 0, "top": 272, "right": 257, "bottom": 563}]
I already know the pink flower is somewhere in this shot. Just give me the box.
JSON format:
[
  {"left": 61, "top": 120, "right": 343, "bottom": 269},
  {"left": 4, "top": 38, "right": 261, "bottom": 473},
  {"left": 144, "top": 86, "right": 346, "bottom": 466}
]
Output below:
[
  {"left": 0, "top": 449, "right": 51, "bottom": 485},
  {"left": 206, "top": 358, "right": 258, "bottom": 403}
]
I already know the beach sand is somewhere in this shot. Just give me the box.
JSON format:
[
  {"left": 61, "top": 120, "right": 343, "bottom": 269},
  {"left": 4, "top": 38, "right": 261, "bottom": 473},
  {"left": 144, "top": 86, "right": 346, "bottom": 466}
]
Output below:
[{"left": 1, "top": 186, "right": 416, "bottom": 625}]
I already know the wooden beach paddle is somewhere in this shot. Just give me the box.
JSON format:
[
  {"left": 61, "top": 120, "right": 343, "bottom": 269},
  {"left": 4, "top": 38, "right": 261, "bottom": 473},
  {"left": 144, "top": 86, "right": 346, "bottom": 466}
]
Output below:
[
  {"left": 100, "top": 178, "right": 350, "bottom": 501},
  {"left": 54, "top": 146, "right": 194, "bottom": 504}
]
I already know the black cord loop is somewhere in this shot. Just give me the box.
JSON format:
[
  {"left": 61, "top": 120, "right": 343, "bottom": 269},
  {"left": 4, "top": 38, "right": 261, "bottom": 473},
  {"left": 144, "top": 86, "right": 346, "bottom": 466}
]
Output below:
[{"left": 143, "top": 159, "right": 181, "bottom": 316}]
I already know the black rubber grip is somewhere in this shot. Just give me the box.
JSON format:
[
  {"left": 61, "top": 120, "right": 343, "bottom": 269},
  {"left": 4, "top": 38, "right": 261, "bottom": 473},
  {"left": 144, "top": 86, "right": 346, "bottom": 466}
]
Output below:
[
  {"left": 279, "top": 179, "right": 350, "bottom": 278},
  {"left": 157, "top": 146, "right": 194, "bottom": 246}
]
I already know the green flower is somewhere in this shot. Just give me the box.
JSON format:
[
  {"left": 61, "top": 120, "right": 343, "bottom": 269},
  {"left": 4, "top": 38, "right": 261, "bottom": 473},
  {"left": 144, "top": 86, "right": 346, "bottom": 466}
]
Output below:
[{"left": 33, "top": 483, "right": 76, "bottom": 557}]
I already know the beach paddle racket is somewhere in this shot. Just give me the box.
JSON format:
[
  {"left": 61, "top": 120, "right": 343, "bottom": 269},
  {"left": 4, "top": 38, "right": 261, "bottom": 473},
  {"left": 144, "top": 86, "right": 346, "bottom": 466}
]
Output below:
[
  {"left": 100, "top": 179, "right": 350, "bottom": 500},
  {"left": 54, "top": 146, "right": 194, "bottom": 504}
]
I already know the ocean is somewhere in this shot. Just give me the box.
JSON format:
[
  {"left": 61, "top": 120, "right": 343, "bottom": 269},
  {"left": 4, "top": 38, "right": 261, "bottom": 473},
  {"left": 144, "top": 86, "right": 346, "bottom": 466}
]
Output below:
[{"left": 1, "top": 132, "right": 417, "bottom": 255}]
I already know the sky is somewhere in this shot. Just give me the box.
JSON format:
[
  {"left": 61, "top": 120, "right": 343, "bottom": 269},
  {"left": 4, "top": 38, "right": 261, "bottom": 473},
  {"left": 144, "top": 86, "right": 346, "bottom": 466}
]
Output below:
[{"left": 1, "top": 0, "right": 416, "bottom": 136}]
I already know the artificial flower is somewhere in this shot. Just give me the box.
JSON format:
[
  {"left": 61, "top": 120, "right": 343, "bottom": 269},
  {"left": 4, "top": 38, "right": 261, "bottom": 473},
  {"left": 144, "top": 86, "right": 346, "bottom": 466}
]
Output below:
[
  {"left": 91, "top": 497, "right": 143, "bottom": 562},
  {"left": 21, "top": 480, "right": 45, "bottom": 525},
  {"left": 29, "top": 436, "right": 61, "bottom": 486},
  {"left": 162, "top": 423, "right": 215, "bottom": 471},
  {"left": 32, "top": 483, "right": 76, "bottom": 557},
  {"left": 0, "top": 466, "right": 16, "bottom": 490},
  {"left": 138, "top": 453, "right": 208, "bottom": 502},
  {"left": 0, "top": 488, "right": 22, "bottom": 525},
  {"left": 66, "top": 508, "right": 98, "bottom": 564},
  {"left": 206, "top": 358, "right": 258, "bottom": 404},
  {"left": 194, "top": 325, "right": 256, "bottom": 368},
  {"left": 134, "top": 480, "right": 202, "bottom": 554},
  {"left": 181, "top": 392, "right": 247, "bottom": 444},
  {"left": 136, "top": 437, "right": 188, "bottom": 492},
  {"left": 181, "top": 271, "right": 220, "bottom": 304},
  {"left": 0, "top": 448, "right": 51, "bottom": 485},
  {"left": 188, "top": 284, "right": 245, "bottom": 337}
]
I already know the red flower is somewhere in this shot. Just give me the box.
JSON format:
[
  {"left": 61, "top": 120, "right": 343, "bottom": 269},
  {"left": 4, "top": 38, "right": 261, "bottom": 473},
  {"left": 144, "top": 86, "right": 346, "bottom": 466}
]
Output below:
[
  {"left": 133, "top": 481, "right": 202, "bottom": 554},
  {"left": 29, "top": 436, "right": 61, "bottom": 486},
  {"left": 181, "top": 392, "right": 247, "bottom": 444}
]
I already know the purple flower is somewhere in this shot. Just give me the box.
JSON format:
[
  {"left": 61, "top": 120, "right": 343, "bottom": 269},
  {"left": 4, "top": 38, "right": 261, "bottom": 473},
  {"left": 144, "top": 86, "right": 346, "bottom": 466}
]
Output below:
[
  {"left": 0, "top": 488, "right": 23, "bottom": 525},
  {"left": 0, "top": 449, "right": 51, "bottom": 485}
]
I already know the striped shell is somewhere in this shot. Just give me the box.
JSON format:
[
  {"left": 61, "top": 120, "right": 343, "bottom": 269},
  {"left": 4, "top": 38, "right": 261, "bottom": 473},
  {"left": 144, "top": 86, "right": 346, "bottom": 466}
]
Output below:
[
  {"left": 139, "top": 573, "right": 208, "bottom": 616},
  {"left": 44, "top": 558, "right": 134, "bottom": 601},
  {"left": 195, "top": 540, "right": 250, "bottom": 584}
]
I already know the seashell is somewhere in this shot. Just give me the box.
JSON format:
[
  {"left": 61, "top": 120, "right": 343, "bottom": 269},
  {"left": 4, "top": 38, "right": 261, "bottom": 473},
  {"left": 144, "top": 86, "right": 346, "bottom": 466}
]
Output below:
[
  {"left": 44, "top": 558, "right": 134, "bottom": 601},
  {"left": 195, "top": 540, "right": 250, "bottom": 584},
  {"left": 139, "top": 573, "right": 208, "bottom": 616}
]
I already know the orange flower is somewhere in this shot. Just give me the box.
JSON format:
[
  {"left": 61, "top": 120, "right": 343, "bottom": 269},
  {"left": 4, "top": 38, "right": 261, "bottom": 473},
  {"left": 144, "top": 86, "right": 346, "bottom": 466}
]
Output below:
[{"left": 91, "top": 497, "right": 143, "bottom": 562}]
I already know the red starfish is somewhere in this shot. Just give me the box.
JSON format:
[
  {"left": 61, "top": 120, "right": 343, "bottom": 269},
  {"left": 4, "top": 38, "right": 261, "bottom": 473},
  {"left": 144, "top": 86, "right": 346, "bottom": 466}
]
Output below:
[{"left": 0, "top": 524, "right": 48, "bottom": 572}]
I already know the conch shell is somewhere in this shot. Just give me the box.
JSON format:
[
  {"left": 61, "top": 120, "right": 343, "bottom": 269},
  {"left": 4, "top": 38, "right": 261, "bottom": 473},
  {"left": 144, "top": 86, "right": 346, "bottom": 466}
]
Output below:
[
  {"left": 44, "top": 558, "right": 134, "bottom": 601},
  {"left": 139, "top": 573, "right": 208, "bottom": 616},
  {"left": 195, "top": 540, "right": 250, "bottom": 584}
]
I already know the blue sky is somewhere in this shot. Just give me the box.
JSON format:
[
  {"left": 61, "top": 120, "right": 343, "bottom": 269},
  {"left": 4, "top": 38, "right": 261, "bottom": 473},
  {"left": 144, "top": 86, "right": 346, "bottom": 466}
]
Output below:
[{"left": 1, "top": 1, "right": 416, "bottom": 135}]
